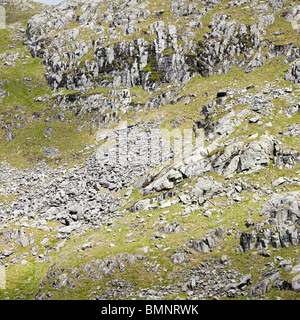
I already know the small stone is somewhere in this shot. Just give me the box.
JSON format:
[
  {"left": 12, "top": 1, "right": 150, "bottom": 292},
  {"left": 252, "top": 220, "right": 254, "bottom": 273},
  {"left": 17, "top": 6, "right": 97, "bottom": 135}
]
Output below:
[
  {"left": 171, "top": 253, "right": 186, "bottom": 265},
  {"left": 220, "top": 255, "right": 228, "bottom": 264},
  {"left": 204, "top": 210, "right": 212, "bottom": 218},
  {"left": 272, "top": 177, "right": 286, "bottom": 187},
  {"left": 249, "top": 115, "right": 261, "bottom": 123},
  {"left": 82, "top": 242, "right": 93, "bottom": 250}
]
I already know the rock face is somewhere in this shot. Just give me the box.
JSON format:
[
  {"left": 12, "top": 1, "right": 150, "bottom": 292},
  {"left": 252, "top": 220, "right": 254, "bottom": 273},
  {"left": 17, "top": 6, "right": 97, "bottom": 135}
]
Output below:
[
  {"left": 261, "top": 192, "right": 300, "bottom": 225},
  {"left": 191, "top": 177, "right": 223, "bottom": 198},
  {"left": 24, "top": 0, "right": 268, "bottom": 92},
  {"left": 285, "top": 59, "right": 300, "bottom": 83},
  {"left": 240, "top": 192, "right": 300, "bottom": 252},
  {"left": 190, "top": 227, "right": 225, "bottom": 254},
  {"left": 248, "top": 270, "right": 282, "bottom": 297},
  {"left": 212, "top": 134, "right": 275, "bottom": 176},
  {"left": 25, "top": 1, "right": 193, "bottom": 91},
  {"left": 140, "top": 132, "right": 275, "bottom": 198},
  {"left": 0, "top": 229, "right": 34, "bottom": 247},
  {"left": 2, "top": 0, "right": 300, "bottom": 302}
]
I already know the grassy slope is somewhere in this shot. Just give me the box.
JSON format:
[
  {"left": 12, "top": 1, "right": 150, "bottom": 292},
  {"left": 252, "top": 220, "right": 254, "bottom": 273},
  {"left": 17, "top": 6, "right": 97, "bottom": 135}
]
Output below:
[
  {"left": 0, "top": 2, "right": 97, "bottom": 169},
  {"left": 0, "top": 0, "right": 300, "bottom": 300}
]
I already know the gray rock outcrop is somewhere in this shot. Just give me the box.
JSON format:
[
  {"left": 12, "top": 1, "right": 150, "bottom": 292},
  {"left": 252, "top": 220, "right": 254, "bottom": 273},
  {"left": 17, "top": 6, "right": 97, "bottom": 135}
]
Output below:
[
  {"left": 285, "top": 59, "right": 300, "bottom": 83},
  {"left": 24, "top": 0, "right": 267, "bottom": 91},
  {"left": 240, "top": 192, "right": 300, "bottom": 252}
]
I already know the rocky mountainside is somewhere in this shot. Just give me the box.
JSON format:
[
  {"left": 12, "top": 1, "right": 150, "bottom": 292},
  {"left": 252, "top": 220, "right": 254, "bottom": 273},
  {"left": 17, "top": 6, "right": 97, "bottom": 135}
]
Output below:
[{"left": 0, "top": 0, "right": 300, "bottom": 300}]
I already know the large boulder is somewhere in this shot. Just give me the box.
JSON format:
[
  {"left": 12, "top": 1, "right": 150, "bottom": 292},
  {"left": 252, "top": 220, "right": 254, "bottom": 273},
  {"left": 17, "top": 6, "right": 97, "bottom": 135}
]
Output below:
[
  {"left": 213, "top": 134, "right": 275, "bottom": 175},
  {"left": 260, "top": 191, "right": 300, "bottom": 225},
  {"left": 248, "top": 270, "right": 281, "bottom": 297},
  {"left": 190, "top": 227, "right": 225, "bottom": 254},
  {"left": 191, "top": 177, "right": 223, "bottom": 198},
  {"left": 240, "top": 192, "right": 300, "bottom": 252},
  {"left": 285, "top": 59, "right": 300, "bottom": 83},
  {"left": 238, "top": 134, "right": 275, "bottom": 172}
]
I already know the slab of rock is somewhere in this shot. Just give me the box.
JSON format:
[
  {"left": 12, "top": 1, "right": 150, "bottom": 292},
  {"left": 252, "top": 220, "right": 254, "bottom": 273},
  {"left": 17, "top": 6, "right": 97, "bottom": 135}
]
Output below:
[
  {"left": 190, "top": 227, "right": 225, "bottom": 254},
  {"left": 272, "top": 177, "right": 287, "bottom": 188},
  {"left": 171, "top": 252, "right": 186, "bottom": 265}
]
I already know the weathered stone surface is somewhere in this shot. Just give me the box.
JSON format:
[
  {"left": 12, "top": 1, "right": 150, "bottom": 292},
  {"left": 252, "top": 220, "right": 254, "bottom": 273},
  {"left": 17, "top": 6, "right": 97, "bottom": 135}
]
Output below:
[
  {"left": 2, "top": 0, "right": 300, "bottom": 302},
  {"left": 52, "top": 273, "right": 71, "bottom": 290},
  {"left": 171, "top": 252, "right": 186, "bottom": 265},
  {"left": 23, "top": 0, "right": 267, "bottom": 92},
  {"left": 213, "top": 134, "right": 275, "bottom": 175},
  {"left": 191, "top": 177, "right": 223, "bottom": 198},
  {"left": 285, "top": 59, "right": 300, "bottom": 83},
  {"left": 240, "top": 192, "right": 300, "bottom": 252},
  {"left": 190, "top": 227, "right": 225, "bottom": 254},
  {"left": 248, "top": 270, "right": 281, "bottom": 297}
]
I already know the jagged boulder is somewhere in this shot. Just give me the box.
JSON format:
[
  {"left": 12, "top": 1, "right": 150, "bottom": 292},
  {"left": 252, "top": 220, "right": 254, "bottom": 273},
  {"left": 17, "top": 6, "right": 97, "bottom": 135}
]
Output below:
[
  {"left": 171, "top": 252, "right": 186, "bottom": 265},
  {"left": 51, "top": 273, "right": 73, "bottom": 290},
  {"left": 284, "top": 4, "right": 300, "bottom": 23},
  {"left": 142, "top": 168, "right": 184, "bottom": 195},
  {"left": 191, "top": 177, "right": 223, "bottom": 198},
  {"left": 190, "top": 227, "right": 225, "bottom": 254},
  {"left": 240, "top": 192, "right": 300, "bottom": 252},
  {"left": 128, "top": 198, "right": 151, "bottom": 212},
  {"left": 248, "top": 270, "right": 282, "bottom": 297},
  {"left": 269, "top": 0, "right": 285, "bottom": 11},
  {"left": 159, "top": 222, "right": 180, "bottom": 234},
  {"left": 238, "top": 134, "right": 275, "bottom": 172},
  {"left": 285, "top": 59, "right": 300, "bottom": 83},
  {"left": 260, "top": 192, "right": 300, "bottom": 225},
  {"left": 213, "top": 134, "right": 275, "bottom": 176}
]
